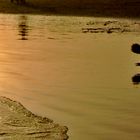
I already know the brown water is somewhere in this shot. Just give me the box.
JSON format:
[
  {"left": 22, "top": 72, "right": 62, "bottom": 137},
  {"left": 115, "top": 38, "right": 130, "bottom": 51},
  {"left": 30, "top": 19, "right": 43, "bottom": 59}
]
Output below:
[{"left": 0, "top": 14, "right": 140, "bottom": 140}]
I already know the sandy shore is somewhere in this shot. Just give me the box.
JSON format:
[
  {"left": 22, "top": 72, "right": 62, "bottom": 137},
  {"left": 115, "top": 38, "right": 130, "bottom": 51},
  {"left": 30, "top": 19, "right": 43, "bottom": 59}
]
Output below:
[
  {"left": 0, "top": 96, "right": 68, "bottom": 139},
  {"left": 0, "top": 0, "right": 140, "bottom": 17}
]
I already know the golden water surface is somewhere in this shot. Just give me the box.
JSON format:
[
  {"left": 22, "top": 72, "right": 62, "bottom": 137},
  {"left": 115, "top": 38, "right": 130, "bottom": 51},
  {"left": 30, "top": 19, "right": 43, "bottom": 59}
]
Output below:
[{"left": 0, "top": 14, "right": 140, "bottom": 140}]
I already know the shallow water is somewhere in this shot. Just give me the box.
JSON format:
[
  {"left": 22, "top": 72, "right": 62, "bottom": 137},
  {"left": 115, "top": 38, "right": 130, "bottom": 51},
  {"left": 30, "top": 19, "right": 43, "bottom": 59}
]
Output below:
[{"left": 0, "top": 14, "right": 140, "bottom": 140}]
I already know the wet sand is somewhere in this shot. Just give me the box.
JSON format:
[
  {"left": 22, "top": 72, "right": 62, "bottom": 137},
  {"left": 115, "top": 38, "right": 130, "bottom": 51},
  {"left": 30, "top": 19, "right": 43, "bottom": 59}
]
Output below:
[{"left": 0, "top": 96, "right": 68, "bottom": 139}]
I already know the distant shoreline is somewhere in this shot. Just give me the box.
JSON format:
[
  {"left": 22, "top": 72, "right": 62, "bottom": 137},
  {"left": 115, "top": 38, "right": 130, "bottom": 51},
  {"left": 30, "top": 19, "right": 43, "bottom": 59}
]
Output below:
[{"left": 0, "top": 0, "right": 140, "bottom": 18}]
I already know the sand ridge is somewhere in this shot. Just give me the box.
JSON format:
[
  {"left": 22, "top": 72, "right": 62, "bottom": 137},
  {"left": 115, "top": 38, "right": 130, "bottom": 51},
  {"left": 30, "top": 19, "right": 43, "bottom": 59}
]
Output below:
[{"left": 0, "top": 96, "right": 68, "bottom": 140}]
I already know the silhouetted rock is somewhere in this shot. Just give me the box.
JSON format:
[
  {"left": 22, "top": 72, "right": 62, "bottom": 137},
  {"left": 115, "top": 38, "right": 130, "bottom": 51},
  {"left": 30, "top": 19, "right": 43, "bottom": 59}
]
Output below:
[
  {"left": 132, "top": 74, "right": 140, "bottom": 85},
  {"left": 131, "top": 43, "right": 140, "bottom": 54},
  {"left": 136, "top": 63, "right": 140, "bottom": 66}
]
